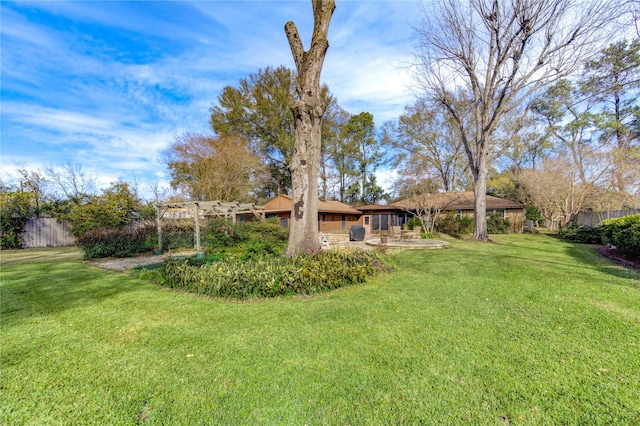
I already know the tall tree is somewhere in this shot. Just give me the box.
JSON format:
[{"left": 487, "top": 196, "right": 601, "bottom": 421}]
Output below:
[
  {"left": 581, "top": 39, "right": 640, "bottom": 149},
  {"left": 413, "top": 0, "right": 617, "bottom": 240},
  {"left": 344, "top": 112, "right": 382, "bottom": 203},
  {"left": 210, "top": 66, "right": 296, "bottom": 198},
  {"left": 383, "top": 99, "right": 467, "bottom": 192},
  {"left": 532, "top": 79, "right": 611, "bottom": 187},
  {"left": 581, "top": 39, "right": 640, "bottom": 193},
  {"left": 284, "top": 0, "right": 335, "bottom": 256},
  {"left": 164, "top": 133, "right": 263, "bottom": 202},
  {"left": 320, "top": 98, "right": 358, "bottom": 201}
]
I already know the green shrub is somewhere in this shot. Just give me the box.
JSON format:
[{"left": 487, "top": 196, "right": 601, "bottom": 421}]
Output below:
[
  {"left": 204, "top": 217, "right": 288, "bottom": 258},
  {"left": 160, "top": 221, "right": 195, "bottom": 251},
  {"left": 1, "top": 191, "right": 37, "bottom": 249},
  {"left": 435, "top": 213, "right": 473, "bottom": 237},
  {"left": 601, "top": 214, "right": 640, "bottom": 259},
  {"left": 421, "top": 232, "right": 435, "bottom": 239},
  {"left": 525, "top": 206, "right": 544, "bottom": 223},
  {"left": 487, "top": 213, "right": 511, "bottom": 234},
  {"left": 559, "top": 226, "right": 603, "bottom": 244},
  {"left": 158, "top": 250, "right": 384, "bottom": 299},
  {"left": 66, "top": 183, "right": 142, "bottom": 238},
  {"left": 77, "top": 222, "right": 196, "bottom": 259},
  {"left": 407, "top": 217, "right": 423, "bottom": 231},
  {"left": 77, "top": 227, "right": 156, "bottom": 259}
]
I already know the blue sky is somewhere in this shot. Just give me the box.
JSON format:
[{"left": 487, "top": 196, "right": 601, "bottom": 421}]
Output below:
[{"left": 1, "top": 1, "right": 422, "bottom": 199}]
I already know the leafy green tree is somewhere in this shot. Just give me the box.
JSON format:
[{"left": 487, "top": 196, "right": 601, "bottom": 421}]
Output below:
[
  {"left": 486, "top": 168, "right": 519, "bottom": 201},
  {"left": 210, "top": 66, "right": 296, "bottom": 197},
  {"left": 210, "top": 66, "right": 339, "bottom": 200},
  {"left": 0, "top": 189, "right": 37, "bottom": 249},
  {"left": 531, "top": 79, "right": 609, "bottom": 186},
  {"left": 581, "top": 39, "right": 640, "bottom": 149},
  {"left": 66, "top": 183, "right": 144, "bottom": 237},
  {"left": 581, "top": 38, "right": 640, "bottom": 193},
  {"left": 344, "top": 112, "right": 382, "bottom": 203},
  {"left": 321, "top": 105, "right": 360, "bottom": 202}
]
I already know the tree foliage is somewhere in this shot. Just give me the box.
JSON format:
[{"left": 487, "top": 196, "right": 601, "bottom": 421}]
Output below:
[
  {"left": 210, "top": 66, "right": 297, "bottom": 198},
  {"left": 383, "top": 99, "right": 467, "bottom": 193},
  {"left": 344, "top": 112, "right": 382, "bottom": 203},
  {"left": 164, "top": 133, "right": 263, "bottom": 202},
  {"left": 209, "top": 65, "right": 339, "bottom": 200},
  {"left": 66, "top": 183, "right": 146, "bottom": 237},
  {"left": 0, "top": 190, "right": 38, "bottom": 249}
]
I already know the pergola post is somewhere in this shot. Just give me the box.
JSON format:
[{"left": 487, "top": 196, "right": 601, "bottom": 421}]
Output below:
[
  {"left": 155, "top": 205, "right": 163, "bottom": 253},
  {"left": 193, "top": 202, "right": 202, "bottom": 253}
]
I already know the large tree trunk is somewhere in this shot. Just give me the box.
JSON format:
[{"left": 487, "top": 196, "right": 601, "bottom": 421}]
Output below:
[
  {"left": 284, "top": 0, "right": 335, "bottom": 257},
  {"left": 472, "top": 157, "right": 489, "bottom": 241}
]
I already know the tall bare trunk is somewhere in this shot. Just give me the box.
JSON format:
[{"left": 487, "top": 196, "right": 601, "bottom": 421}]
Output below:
[
  {"left": 472, "top": 159, "right": 489, "bottom": 241},
  {"left": 284, "top": 0, "right": 335, "bottom": 257}
]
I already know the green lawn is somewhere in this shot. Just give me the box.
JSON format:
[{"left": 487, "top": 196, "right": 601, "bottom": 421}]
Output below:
[{"left": 2, "top": 235, "right": 639, "bottom": 424}]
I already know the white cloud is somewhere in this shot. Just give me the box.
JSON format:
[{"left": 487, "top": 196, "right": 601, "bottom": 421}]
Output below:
[{"left": 1, "top": 1, "right": 422, "bottom": 199}]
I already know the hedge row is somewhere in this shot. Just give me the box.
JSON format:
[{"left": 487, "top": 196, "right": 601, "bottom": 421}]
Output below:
[
  {"left": 601, "top": 214, "right": 640, "bottom": 259},
  {"left": 159, "top": 250, "right": 384, "bottom": 299},
  {"left": 559, "top": 226, "right": 603, "bottom": 244},
  {"left": 77, "top": 222, "right": 194, "bottom": 259}
]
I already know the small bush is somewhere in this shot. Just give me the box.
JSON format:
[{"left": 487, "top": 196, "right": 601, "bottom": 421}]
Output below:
[
  {"left": 407, "top": 217, "right": 423, "bottom": 231},
  {"left": 487, "top": 213, "right": 511, "bottom": 234},
  {"left": 158, "top": 250, "right": 384, "bottom": 299},
  {"left": 559, "top": 226, "right": 603, "bottom": 244},
  {"left": 601, "top": 214, "right": 640, "bottom": 259},
  {"left": 160, "top": 221, "right": 195, "bottom": 251},
  {"left": 435, "top": 213, "right": 473, "bottom": 237},
  {"left": 421, "top": 232, "right": 435, "bottom": 239},
  {"left": 204, "top": 217, "right": 288, "bottom": 258}
]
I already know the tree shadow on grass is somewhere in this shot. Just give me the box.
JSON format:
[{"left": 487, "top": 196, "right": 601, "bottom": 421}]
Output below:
[
  {"left": 496, "top": 234, "right": 640, "bottom": 285},
  {"left": 1, "top": 248, "right": 150, "bottom": 329},
  {"left": 563, "top": 242, "right": 640, "bottom": 284},
  {"left": 451, "top": 235, "right": 640, "bottom": 288}
]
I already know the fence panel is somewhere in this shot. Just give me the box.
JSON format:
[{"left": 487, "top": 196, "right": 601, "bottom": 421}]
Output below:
[
  {"left": 20, "top": 218, "right": 76, "bottom": 248},
  {"left": 574, "top": 209, "right": 640, "bottom": 227}
]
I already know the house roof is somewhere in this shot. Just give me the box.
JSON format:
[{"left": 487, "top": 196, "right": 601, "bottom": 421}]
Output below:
[
  {"left": 264, "top": 194, "right": 362, "bottom": 215},
  {"left": 395, "top": 192, "right": 525, "bottom": 210},
  {"left": 355, "top": 204, "right": 402, "bottom": 212}
]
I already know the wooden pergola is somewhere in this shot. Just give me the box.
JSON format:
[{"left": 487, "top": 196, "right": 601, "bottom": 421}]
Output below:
[{"left": 154, "top": 201, "right": 266, "bottom": 253}]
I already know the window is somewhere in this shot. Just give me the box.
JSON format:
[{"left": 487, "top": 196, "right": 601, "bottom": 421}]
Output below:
[
  {"left": 321, "top": 213, "right": 326, "bottom": 222},
  {"left": 280, "top": 217, "right": 289, "bottom": 228},
  {"left": 372, "top": 214, "right": 389, "bottom": 231},
  {"left": 364, "top": 216, "right": 370, "bottom": 225},
  {"left": 487, "top": 209, "right": 506, "bottom": 218},
  {"left": 456, "top": 210, "right": 463, "bottom": 218}
]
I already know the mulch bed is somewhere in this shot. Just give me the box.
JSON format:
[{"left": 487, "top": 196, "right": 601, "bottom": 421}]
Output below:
[{"left": 596, "top": 246, "right": 640, "bottom": 270}]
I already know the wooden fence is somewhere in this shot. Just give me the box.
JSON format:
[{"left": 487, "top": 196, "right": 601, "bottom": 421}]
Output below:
[
  {"left": 573, "top": 209, "right": 640, "bottom": 227},
  {"left": 20, "top": 218, "right": 76, "bottom": 248}
]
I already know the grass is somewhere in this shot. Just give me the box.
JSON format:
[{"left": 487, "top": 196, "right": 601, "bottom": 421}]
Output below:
[{"left": 1, "top": 235, "right": 639, "bottom": 424}]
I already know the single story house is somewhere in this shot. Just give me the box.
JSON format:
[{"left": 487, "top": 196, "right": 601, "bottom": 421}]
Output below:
[
  {"left": 265, "top": 192, "right": 525, "bottom": 235},
  {"left": 264, "top": 194, "right": 363, "bottom": 233},
  {"left": 357, "top": 192, "right": 526, "bottom": 234}
]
